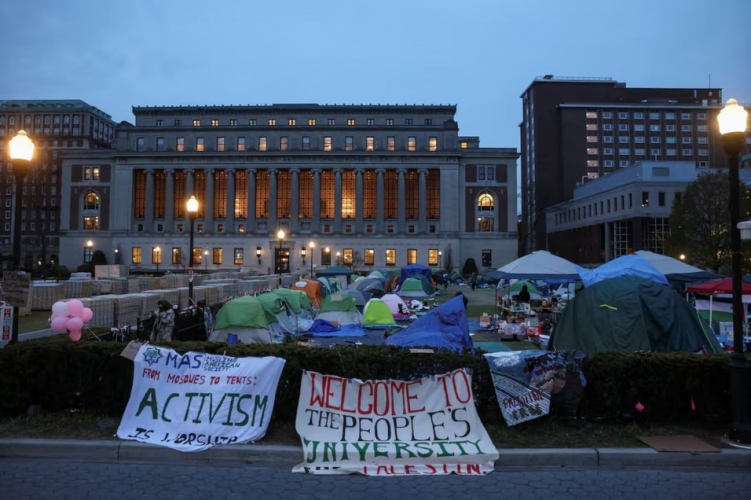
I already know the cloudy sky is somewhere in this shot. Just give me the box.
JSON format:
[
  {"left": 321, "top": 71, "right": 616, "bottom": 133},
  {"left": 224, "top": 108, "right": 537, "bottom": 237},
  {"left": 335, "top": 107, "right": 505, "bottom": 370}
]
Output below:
[{"left": 1, "top": 0, "right": 749, "bottom": 150}]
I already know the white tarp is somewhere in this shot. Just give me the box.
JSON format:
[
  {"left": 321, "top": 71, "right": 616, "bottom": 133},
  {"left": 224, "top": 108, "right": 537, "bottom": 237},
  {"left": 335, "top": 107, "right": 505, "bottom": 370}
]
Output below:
[
  {"left": 293, "top": 368, "right": 498, "bottom": 476},
  {"left": 117, "top": 345, "right": 285, "bottom": 451}
]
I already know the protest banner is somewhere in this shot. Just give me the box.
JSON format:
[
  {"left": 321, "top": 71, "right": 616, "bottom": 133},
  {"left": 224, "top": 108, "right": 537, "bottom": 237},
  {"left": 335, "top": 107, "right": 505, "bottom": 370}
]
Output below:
[
  {"left": 293, "top": 368, "right": 498, "bottom": 476},
  {"left": 484, "top": 350, "right": 586, "bottom": 426},
  {"left": 117, "top": 345, "right": 285, "bottom": 452}
]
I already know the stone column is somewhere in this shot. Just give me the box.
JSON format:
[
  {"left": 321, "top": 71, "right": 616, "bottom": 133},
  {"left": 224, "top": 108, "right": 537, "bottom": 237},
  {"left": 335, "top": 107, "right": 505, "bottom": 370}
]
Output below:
[
  {"left": 226, "top": 169, "right": 235, "bottom": 231},
  {"left": 418, "top": 168, "right": 427, "bottom": 234},
  {"left": 334, "top": 168, "right": 342, "bottom": 233},
  {"left": 312, "top": 168, "right": 321, "bottom": 233},
  {"left": 376, "top": 168, "right": 385, "bottom": 233},
  {"left": 205, "top": 169, "right": 215, "bottom": 232},
  {"left": 355, "top": 168, "right": 364, "bottom": 234},
  {"left": 186, "top": 169, "right": 195, "bottom": 196},
  {"left": 290, "top": 168, "right": 300, "bottom": 233},
  {"left": 246, "top": 168, "right": 256, "bottom": 233},
  {"left": 268, "top": 168, "right": 278, "bottom": 234},
  {"left": 397, "top": 168, "right": 406, "bottom": 234},
  {"left": 145, "top": 169, "right": 155, "bottom": 232},
  {"left": 165, "top": 169, "right": 174, "bottom": 231}
]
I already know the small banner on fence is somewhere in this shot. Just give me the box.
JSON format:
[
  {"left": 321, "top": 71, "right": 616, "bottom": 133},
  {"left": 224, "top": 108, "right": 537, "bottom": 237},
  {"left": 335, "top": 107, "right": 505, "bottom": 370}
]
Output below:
[
  {"left": 116, "top": 345, "right": 285, "bottom": 452},
  {"left": 293, "top": 368, "right": 498, "bottom": 476},
  {"left": 484, "top": 350, "right": 587, "bottom": 426}
]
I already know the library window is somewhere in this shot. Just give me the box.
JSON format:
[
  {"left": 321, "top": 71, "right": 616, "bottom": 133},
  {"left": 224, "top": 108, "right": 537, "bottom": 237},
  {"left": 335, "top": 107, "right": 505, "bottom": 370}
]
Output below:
[
  {"left": 345, "top": 136, "right": 353, "bottom": 151},
  {"left": 288, "top": 118, "right": 296, "bottom": 126},
  {"left": 132, "top": 247, "right": 142, "bottom": 265},
  {"left": 176, "top": 137, "right": 184, "bottom": 151},
  {"left": 196, "top": 137, "right": 204, "bottom": 151},
  {"left": 367, "top": 118, "right": 374, "bottom": 125},
  {"left": 429, "top": 137, "right": 437, "bottom": 151},
  {"left": 386, "top": 119, "right": 393, "bottom": 125},
  {"left": 385, "top": 249, "right": 396, "bottom": 266},
  {"left": 280, "top": 137, "right": 288, "bottom": 151},
  {"left": 302, "top": 136, "right": 310, "bottom": 150},
  {"left": 217, "top": 137, "right": 225, "bottom": 151},
  {"left": 268, "top": 119, "right": 276, "bottom": 126},
  {"left": 248, "top": 119, "right": 256, "bottom": 126},
  {"left": 259, "top": 136, "right": 267, "bottom": 151},
  {"left": 366, "top": 136, "right": 374, "bottom": 151},
  {"left": 193, "top": 120, "right": 200, "bottom": 127},
  {"left": 211, "top": 119, "right": 219, "bottom": 127},
  {"left": 387, "top": 136, "right": 395, "bottom": 151},
  {"left": 237, "top": 137, "right": 246, "bottom": 151},
  {"left": 408, "top": 137, "right": 416, "bottom": 152},
  {"left": 323, "top": 136, "right": 332, "bottom": 151},
  {"left": 328, "top": 118, "right": 336, "bottom": 125},
  {"left": 308, "top": 118, "right": 316, "bottom": 126},
  {"left": 347, "top": 118, "right": 355, "bottom": 126}
]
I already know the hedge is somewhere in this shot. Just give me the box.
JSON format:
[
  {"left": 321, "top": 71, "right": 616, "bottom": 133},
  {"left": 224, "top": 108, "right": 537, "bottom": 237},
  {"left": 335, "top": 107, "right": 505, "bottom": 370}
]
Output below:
[{"left": 0, "top": 337, "right": 738, "bottom": 424}]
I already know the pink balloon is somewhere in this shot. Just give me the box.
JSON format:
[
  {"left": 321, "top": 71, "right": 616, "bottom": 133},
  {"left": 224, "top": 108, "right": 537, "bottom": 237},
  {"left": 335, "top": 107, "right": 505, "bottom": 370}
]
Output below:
[
  {"left": 66, "top": 316, "right": 84, "bottom": 332},
  {"left": 67, "top": 299, "right": 84, "bottom": 318},
  {"left": 81, "top": 307, "right": 93, "bottom": 323},
  {"left": 68, "top": 330, "right": 82, "bottom": 342},
  {"left": 50, "top": 315, "right": 68, "bottom": 333},
  {"left": 52, "top": 301, "right": 69, "bottom": 317}
]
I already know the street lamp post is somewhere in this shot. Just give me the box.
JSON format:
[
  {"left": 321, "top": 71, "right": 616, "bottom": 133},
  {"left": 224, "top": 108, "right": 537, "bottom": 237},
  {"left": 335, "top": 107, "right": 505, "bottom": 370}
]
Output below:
[
  {"left": 718, "top": 98, "right": 751, "bottom": 447},
  {"left": 309, "top": 242, "right": 315, "bottom": 278},
  {"left": 9, "top": 130, "right": 34, "bottom": 271},
  {"left": 8, "top": 130, "right": 34, "bottom": 344},
  {"left": 187, "top": 196, "right": 199, "bottom": 305},
  {"left": 204, "top": 250, "right": 209, "bottom": 273},
  {"left": 277, "top": 229, "right": 285, "bottom": 286},
  {"left": 154, "top": 246, "right": 161, "bottom": 275}
]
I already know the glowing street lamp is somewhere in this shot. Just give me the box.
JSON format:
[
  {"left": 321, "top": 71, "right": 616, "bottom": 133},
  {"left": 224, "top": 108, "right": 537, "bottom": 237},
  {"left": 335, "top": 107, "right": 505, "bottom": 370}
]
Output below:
[
  {"left": 187, "top": 195, "right": 199, "bottom": 304},
  {"left": 718, "top": 97, "right": 750, "bottom": 447},
  {"left": 204, "top": 250, "right": 209, "bottom": 273},
  {"left": 154, "top": 246, "right": 161, "bottom": 274},
  {"left": 277, "top": 229, "right": 285, "bottom": 286},
  {"left": 309, "top": 241, "right": 315, "bottom": 278}
]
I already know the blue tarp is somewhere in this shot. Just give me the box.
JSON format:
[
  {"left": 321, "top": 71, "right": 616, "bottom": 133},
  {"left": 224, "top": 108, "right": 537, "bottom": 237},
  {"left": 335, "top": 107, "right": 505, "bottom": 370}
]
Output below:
[
  {"left": 398, "top": 264, "right": 434, "bottom": 287},
  {"left": 576, "top": 254, "right": 668, "bottom": 288},
  {"left": 308, "top": 322, "right": 366, "bottom": 337},
  {"left": 386, "top": 295, "right": 473, "bottom": 350}
]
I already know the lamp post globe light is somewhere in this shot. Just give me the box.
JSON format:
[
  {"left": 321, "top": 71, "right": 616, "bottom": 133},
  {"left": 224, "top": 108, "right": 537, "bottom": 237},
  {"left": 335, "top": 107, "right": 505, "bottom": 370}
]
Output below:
[
  {"left": 277, "top": 229, "right": 285, "bottom": 286},
  {"left": 7, "top": 130, "right": 34, "bottom": 344},
  {"left": 187, "top": 196, "right": 199, "bottom": 305},
  {"left": 9, "top": 130, "right": 34, "bottom": 271},
  {"left": 309, "top": 241, "right": 315, "bottom": 278},
  {"left": 718, "top": 98, "right": 751, "bottom": 447},
  {"left": 204, "top": 250, "right": 209, "bottom": 273},
  {"left": 154, "top": 246, "right": 161, "bottom": 275}
]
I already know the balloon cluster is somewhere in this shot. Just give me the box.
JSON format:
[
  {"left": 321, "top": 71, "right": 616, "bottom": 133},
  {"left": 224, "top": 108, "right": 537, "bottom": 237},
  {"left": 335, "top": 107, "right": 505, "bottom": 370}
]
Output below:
[{"left": 50, "top": 299, "right": 93, "bottom": 342}]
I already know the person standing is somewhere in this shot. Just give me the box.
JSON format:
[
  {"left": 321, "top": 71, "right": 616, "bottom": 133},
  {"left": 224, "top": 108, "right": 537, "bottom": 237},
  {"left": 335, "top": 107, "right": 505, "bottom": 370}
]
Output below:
[{"left": 150, "top": 299, "right": 175, "bottom": 343}]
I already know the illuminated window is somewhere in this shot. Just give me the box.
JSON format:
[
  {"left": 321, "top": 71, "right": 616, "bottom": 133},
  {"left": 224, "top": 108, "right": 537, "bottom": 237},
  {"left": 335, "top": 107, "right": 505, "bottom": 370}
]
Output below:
[
  {"left": 172, "top": 247, "right": 182, "bottom": 265},
  {"left": 364, "top": 248, "right": 375, "bottom": 265},
  {"left": 407, "top": 249, "right": 417, "bottom": 264},
  {"left": 211, "top": 119, "right": 219, "bottom": 127},
  {"left": 308, "top": 119, "right": 316, "bottom": 126},
  {"left": 460, "top": 141, "right": 468, "bottom": 149},
  {"left": 259, "top": 136, "right": 267, "bottom": 151},
  {"left": 343, "top": 248, "right": 353, "bottom": 265},
  {"left": 193, "top": 120, "right": 200, "bottom": 127},
  {"left": 347, "top": 118, "right": 355, "bottom": 126},
  {"left": 83, "top": 216, "right": 99, "bottom": 230},
  {"left": 237, "top": 137, "right": 246, "bottom": 151},
  {"left": 385, "top": 249, "right": 396, "bottom": 266},
  {"left": 214, "top": 248, "right": 224, "bottom": 264},
  {"left": 288, "top": 118, "right": 296, "bottom": 126},
  {"left": 429, "top": 137, "right": 437, "bottom": 151},
  {"left": 323, "top": 136, "right": 332, "bottom": 151},
  {"left": 268, "top": 119, "right": 276, "bottom": 126},
  {"left": 428, "top": 249, "right": 439, "bottom": 266},
  {"left": 321, "top": 247, "right": 332, "bottom": 266},
  {"left": 84, "top": 191, "right": 99, "bottom": 210},
  {"left": 366, "top": 136, "right": 374, "bottom": 151},
  {"left": 387, "top": 136, "right": 395, "bottom": 151},
  {"left": 408, "top": 137, "right": 416, "bottom": 151},
  {"left": 132, "top": 247, "right": 142, "bottom": 265},
  {"left": 217, "top": 137, "right": 225, "bottom": 151},
  {"left": 233, "top": 248, "right": 243, "bottom": 265},
  {"left": 477, "top": 193, "right": 494, "bottom": 210},
  {"left": 280, "top": 137, "right": 288, "bottom": 151},
  {"left": 196, "top": 137, "right": 204, "bottom": 152},
  {"left": 176, "top": 137, "right": 184, "bottom": 151}
]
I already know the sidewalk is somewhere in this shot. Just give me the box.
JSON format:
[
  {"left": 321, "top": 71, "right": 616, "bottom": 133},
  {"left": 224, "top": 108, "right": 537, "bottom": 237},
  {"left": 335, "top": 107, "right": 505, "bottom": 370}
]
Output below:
[{"left": 1, "top": 439, "right": 749, "bottom": 469}]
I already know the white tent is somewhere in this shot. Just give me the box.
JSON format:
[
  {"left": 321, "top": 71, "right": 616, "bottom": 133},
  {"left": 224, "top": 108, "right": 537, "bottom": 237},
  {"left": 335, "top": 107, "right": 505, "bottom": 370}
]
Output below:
[
  {"left": 634, "top": 251, "right": 721, "bottom": 284},
  {"left": 491, "top": 251, "right": 579, "bottom": 280}
]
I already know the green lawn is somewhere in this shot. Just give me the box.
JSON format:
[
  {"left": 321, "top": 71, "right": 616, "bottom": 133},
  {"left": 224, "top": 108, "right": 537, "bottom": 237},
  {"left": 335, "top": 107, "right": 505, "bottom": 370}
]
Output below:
[{"left": 19, "top": 311, "right": 52, "bottom": 333}]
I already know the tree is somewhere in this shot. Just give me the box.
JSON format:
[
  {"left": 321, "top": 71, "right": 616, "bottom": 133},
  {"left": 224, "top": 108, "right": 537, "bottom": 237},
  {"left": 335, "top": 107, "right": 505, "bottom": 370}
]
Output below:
[{"left": 665, "top": 170, "right": 751, "bottom": 273}]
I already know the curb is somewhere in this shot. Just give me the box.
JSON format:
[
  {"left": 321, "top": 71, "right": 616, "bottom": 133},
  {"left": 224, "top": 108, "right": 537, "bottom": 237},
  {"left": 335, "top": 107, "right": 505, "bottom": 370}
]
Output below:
[{"left": 1, "top": 439, "right": 750, "bottom": 468}]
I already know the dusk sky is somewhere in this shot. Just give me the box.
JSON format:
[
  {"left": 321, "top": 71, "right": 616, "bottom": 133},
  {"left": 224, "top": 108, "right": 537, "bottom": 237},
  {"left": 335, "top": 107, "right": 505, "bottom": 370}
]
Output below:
[{"left": 1, "top": 0, "right": 749, "bottom": 152}]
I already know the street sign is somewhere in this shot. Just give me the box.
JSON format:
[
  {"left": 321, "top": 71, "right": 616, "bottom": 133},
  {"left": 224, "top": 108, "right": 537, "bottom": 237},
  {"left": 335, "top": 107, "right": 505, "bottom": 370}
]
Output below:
[{"left": 1, "top": 303, "right": 13, "bottom": 344}]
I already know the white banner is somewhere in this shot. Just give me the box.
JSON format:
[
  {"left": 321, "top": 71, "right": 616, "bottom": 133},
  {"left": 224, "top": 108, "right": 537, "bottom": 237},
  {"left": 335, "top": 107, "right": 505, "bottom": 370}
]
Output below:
[
  {"left": 293, "top": 368, "right": 498, "bottom": 476},
  {"left": 117, "top": 345, "right": 285, "bottom": 452}
]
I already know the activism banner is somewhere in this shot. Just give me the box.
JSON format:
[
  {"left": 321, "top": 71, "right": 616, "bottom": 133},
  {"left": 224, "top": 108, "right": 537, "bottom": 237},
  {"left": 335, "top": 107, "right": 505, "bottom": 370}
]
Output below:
[
  {"left": 293, "top": 368, "right": 498, "bottom": 476},
  {"left": 484, "top": 350, "right": 586, "bottom": 426},
  {"left": 117, "top": 345, "right": 285, "bottom": 452}
]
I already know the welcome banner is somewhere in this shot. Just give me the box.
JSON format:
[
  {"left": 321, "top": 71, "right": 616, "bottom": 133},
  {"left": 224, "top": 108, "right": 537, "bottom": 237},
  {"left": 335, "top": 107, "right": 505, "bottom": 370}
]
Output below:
[
  {"left": 117, "top": 345, "right": 285, "bottom": 452},
  {"left": 293, "top": 368, "right": 498, "bottom": 475}
]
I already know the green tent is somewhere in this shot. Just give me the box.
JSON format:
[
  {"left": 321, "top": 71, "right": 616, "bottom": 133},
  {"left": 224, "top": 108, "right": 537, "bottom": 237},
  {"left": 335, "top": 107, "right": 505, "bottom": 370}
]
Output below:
[
  {"left": 398, "top": 277, "right": 431, "bottom": 298},
  {"left": 509, "top": 280, "right": 540, "bottom": 294},
  {"left": 549, "top": 276, "right": 722, "bottom": 356},
  {"left": 214, "top": 296, "right": 271, "bottom": 330},
  {"left": 272, "top": 288, "right": 313, "bottom": 314},
  {"left": 319, "top": 292, "right": 359, "bottom": 313},
  {"left": 363, "top": 299, "right": 396, "bottom": 327}
]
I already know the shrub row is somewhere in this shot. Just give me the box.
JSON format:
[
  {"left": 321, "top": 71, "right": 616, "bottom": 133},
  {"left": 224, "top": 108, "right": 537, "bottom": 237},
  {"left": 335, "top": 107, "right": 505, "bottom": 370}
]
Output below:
[{"left": 0, "top": 338, "right": 738, "bottom": 424}]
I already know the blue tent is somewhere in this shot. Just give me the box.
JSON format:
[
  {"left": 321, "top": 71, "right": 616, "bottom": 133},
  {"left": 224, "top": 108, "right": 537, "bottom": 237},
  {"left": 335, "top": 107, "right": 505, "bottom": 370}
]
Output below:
[
  {"left": 398, "top": 264, "right": 434, "bottom": 287},
  {"left": 386, "top": 295, "right": 473, "bottom": 350},
  {"left": 576, "top": 254, "right": 668, "bottom": 288}
]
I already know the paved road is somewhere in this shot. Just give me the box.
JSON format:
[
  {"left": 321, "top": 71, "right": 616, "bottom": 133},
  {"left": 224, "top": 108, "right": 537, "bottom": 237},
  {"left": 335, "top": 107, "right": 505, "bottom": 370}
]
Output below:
[{"left": 1, "top": 458, "right": 748, "bottom": 499}]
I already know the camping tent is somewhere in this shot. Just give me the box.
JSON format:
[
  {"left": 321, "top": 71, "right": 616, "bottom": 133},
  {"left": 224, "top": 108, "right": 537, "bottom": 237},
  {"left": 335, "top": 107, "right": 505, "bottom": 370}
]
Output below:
[
  {"left": 549, "top": 276, "right": 722, "bottom": 356},
  {"left": 634, "top": 250, "right": 721, "bottom": 284},
  {"left": 576, "top": 254, "right": 668, "bottom": 288},
  {"left": 210, "top": 295, "right": 277, "bottom": 344},
  {"left": 362, "top": 299, "right": 396, "bottom": 328},
  {"left": 290, "top": 279, "right": 322, "bottom": 308},
  {"left": 316, "top": 291, "right": 363, "bottom": 326},
  {"left": 386, "top": 295, "right": 473, "bottom": 350},
  {"left": 398, "top": 264, "right": 434, "bottom": 287},
  {"left": 315, "top": 266, "right": 357, "bottom": 289},
  {"left": 381, "top": 293, "right": 411, "bottom": 318},
  {"left": 687, "top": 278, "right": 751, "bottom": 296},
  {"left": 398, "top": 276, "right": 433, "bottom": 298},
  {"left": 491, "top": 251, "right": 580, "bottom": 280}
]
